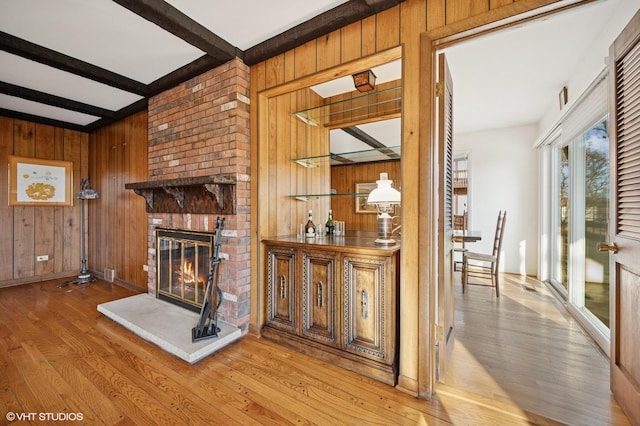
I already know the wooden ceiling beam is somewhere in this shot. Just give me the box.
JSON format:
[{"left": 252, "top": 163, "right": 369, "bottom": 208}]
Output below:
[
  {"left": 243, "top": 0, "right": 406, "bottom": 66},
  {"left": 0, "top": 108, "right": 87, "bottom": 132},
  {"left": 342, "top": 126, "right": 400, "bottom": 159},
  {"left": 0, "top": 81, "right": 116, "bottom": 119},
  {"left": 0, "top": 31, "right": 148, "bottom": 96},
  {"left": 84, "top": 98, "right": 149, "bottom": 133},
  {"left": 113, "top": 0, "right": 242, "bottom": 61},
  {"left": 147, "top": 55, "right": 225, "bottom": 97}
]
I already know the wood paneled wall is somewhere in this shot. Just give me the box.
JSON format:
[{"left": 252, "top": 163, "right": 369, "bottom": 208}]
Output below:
[
  {"left": 331, "top": 160, "right": 401, "bottom": 232},
  {"left": 267, "top": 88, "right": 329, "bottom": 238},
  {"left": 0, "top": 116, "right": 87, "bottom": 287},
  {"left": 88, "top": 111, "right": 148, "bottom": 289},
  {"left": 250, "top": 0, "right": 569, "bottom": 397}
]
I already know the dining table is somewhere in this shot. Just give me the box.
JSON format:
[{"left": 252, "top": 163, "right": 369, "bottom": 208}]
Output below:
[{"left": 453, "top": 230, "right": 482, "bottom": 243}]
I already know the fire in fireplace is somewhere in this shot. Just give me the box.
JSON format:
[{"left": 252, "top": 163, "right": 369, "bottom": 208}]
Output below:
[{"left": 156, "top": 228, "right": 216, "bottom": 312}]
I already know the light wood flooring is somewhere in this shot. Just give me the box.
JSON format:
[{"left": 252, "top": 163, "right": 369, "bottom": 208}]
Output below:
[
  {"left": 0, "top": 276, "right": 630, "bottom": 425},
  {"left": 442, "top": 273, "right": 629, "bottom": 425}
]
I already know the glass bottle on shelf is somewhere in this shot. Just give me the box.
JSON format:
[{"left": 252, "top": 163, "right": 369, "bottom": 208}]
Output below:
[
  {"left": 305, "top": 210, "right": 316, "bottom": 238},
  {"left": 325, "top": 209, "right": 334, "bottom": 235}
]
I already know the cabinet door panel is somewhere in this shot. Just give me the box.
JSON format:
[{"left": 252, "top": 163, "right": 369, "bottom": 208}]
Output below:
[
  {"left": 344, "top": 255, "right": 388, "bottom": 361},
  {"left": 302, "top": 251, "right": 338, "bottom": 346},
  {"left": 266, "top": 247, "right": 296, "bottom": 332}
]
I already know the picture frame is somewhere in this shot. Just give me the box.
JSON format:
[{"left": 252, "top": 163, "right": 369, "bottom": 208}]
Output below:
[
  {"left": 355, "top": 182, "right": 378, "bottom": 213},
  {"left": 8, "top": 155, "right": 73, "bottom": 206}
]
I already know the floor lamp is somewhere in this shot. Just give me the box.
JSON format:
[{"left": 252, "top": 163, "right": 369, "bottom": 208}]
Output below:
[{"left": 59, "top": 179, "right": 99, "bottom": 287}]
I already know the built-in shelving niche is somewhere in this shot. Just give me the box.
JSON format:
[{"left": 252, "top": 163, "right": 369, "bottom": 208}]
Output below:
[{"left": 290, "top": 84, "right": 401, "bottom": 201}]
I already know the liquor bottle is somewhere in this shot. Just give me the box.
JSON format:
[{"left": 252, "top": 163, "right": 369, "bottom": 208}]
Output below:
[
  {"left": 305, "top": 210, "right": 316, "bottom": 238},
  {"left": 325, "top": 209, "right": 335, "bottom": 235}
]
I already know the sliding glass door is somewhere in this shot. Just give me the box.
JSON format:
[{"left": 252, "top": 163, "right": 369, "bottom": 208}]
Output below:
[
  {"left": 581, "top": 120, "right": 610, "bottom": 328},
  {"left": 543, "top": 72, "right": 610, "bottom": 351},
  {"left": 549, "top": 118, "right": 610, "bottom": 342},
  {"left": 551, "top": 145, "right": 570, "bottom": 293}
]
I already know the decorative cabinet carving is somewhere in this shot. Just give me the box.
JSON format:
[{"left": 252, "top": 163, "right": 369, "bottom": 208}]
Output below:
[
  {"left": 302, "top": 250, "right": 338, "bottom": 347},
  {"left": 266, "top": 247, "right": 296, "bottom": 332},
  {"left": 263, "top": 236, "right": 399, "bottom": 385},
  {"left": 343, "top": 254, "right": 390, "bottom": 362}
]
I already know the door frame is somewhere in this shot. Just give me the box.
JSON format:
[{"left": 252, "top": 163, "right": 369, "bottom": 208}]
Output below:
[{"left": 421, "top": 0, "right": 606, "bottom": 396}]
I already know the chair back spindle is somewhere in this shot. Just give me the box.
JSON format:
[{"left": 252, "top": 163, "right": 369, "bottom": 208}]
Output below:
[{"left": 462, "top": 210, "right": 506, "bottom": 296}]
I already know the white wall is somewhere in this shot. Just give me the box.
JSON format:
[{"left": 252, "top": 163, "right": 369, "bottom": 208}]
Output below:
[
  {"left": 454, "top": 124, "right": 539, "bottom": 276},
  {"left": 538, "top": 0, "right": 640, "bottom": 136}
]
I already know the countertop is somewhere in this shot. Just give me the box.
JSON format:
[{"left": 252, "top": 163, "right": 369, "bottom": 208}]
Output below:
[{"left": 262, "top": 231, "right": 400, "bottom": 254}]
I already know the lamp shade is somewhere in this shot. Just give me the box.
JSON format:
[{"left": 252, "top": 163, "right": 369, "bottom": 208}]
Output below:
[
  {"left": 367, "top": 172, "right": 400, "bottom": 206},
  {"left": 352, "top": 69, "right": 377, "bottom": 92}
]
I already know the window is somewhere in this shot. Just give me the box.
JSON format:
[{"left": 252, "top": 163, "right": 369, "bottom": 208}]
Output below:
[{"left": 539, "top": 70, "right": 610, "bottom": 350}]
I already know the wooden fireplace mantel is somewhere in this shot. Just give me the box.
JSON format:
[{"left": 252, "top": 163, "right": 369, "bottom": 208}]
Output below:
[{"left": 125, "top": 175, "right": 238, "bottom": 214}]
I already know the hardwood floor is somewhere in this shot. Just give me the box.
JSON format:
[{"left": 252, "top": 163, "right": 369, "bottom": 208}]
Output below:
[
  {"left": 0, "top": 276, "right": 629, "bottom": 425},
  {"left": 442, "top": 273, "right": 630, "bottom": 426}
]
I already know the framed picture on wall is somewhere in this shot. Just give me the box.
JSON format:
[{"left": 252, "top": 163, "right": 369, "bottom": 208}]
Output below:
[
  {"left": 8, "top": 156, "right": 73, "bottom": 206},
  {"left": 355, "top": 182, "right": 378, "bottom": 213}
]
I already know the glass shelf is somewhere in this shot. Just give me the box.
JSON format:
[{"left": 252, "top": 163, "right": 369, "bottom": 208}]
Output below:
[
  {"left": 289, "top": 192, "right": 368, "bottom": 201},
  {"left": 292, "top": 85, "right": 401, "bottom": 126},
  {"left": 292, "top": 145, "right": 401, "bottom": 167}
]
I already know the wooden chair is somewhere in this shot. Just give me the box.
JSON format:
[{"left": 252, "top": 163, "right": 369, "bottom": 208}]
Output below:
[
  {"left": 462, "top": 210, "right": 506, "bottom": 297},
  {"left": 453, "top": 211, "right": 467, "bottom": 272}
]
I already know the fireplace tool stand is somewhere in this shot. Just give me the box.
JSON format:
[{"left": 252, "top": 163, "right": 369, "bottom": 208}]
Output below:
[
  {"left": 59, "top": 179, "right": 99, "bottom": 288},
  {"left": 192, "top": 217, "right": 225, "bottom": 342}
]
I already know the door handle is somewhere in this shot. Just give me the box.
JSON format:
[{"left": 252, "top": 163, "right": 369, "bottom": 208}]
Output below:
[
  {"left": 317, "top": 282, "right": 323, "bottom": 308},
  {"left": 597, "top": 242, "right": 618, "bottom": 254},
  {"left": 361, "top": 289, "right": 369, "bottom": 319},
  {"left": 279, "top": 275, "right": 287, "bottom": 298}
]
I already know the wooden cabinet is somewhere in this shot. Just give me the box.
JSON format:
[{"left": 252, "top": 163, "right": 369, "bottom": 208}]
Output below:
[
  {"left": 262, "top": 235, "right": 400, "bottom": 385},
  {"left": 343, "top": 254, "right": 392, "bottom": 362},
  {"left": 266, "top": 247, "right": 297, "bottom": 333},
  {"left": 302, "top": 250, "right": 339, "bottom": 347}
]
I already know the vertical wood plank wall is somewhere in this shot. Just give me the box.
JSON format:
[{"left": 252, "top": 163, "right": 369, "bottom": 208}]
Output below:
[
  {"left": 88, "top": 111, "right": 149, "bottom": 290},
  {"left": 251, "top": 0, "right": 566, "bottom": 396},
  {"left": 0, "top": 116, "right": 86, "bottom": 287},
  {"left": 331, "top": 160, "right": 401, "bottom": 232}
]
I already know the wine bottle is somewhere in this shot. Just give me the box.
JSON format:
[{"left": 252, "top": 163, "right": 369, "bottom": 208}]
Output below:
[
  {"left": 325, "top": 209, "right": 335, "bottom": 235},
  {"left": 305, "top": 210, "right": 316, "bottom": 238}
]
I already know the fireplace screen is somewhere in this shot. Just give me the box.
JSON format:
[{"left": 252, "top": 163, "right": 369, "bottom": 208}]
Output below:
[{"left": 156, "top": 228, "right": 215, "bottom": 311}]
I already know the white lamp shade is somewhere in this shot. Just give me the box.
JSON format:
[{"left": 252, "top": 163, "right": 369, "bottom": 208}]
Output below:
[{"left": 367, "top": 172, "right": 401, "bottom": 206}]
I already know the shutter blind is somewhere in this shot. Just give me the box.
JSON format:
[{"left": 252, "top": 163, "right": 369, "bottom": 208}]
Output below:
[
  {"left": 615, "top": 38, "right": 640, "bottom": 239},
  {"left": 444, "top": 78, "right": 454, "bottom": 232},
  {"left": 562, "top": 72, "right": 608, "bottom": 145}
]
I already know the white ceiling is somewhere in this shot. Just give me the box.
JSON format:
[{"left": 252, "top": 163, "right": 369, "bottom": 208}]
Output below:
[
  {"left": 313, "top": 0, "right": 637, "bottom": 137},
  {"left": 443, "top": 0, "right": 636, "bottom": 134},
  {"left": 0, "top": 0, "right": 636, "bottom": 140},
  {"left": 0, "top": 0, "right": 356, "bottom": 130},
  {"left": 164, "top": 0, "right": 350, "bottom": 51}
]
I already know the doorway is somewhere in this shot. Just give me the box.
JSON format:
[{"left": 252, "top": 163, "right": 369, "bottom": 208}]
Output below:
[{"left": 430, "top": 0, "right": 637, "bottom": 419}]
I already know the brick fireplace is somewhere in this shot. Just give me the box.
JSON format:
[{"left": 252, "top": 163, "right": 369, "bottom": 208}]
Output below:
[{"left": 132, "top": 57, "right": 251, "bottom": 332}]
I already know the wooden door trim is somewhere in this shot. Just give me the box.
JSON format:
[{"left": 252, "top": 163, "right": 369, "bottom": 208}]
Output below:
[
  {"left": 418, "top": 0, "right": 608, "bottom": 400},
  {"left": 428, "top": 0, "right": 596, "bottom": 49}
]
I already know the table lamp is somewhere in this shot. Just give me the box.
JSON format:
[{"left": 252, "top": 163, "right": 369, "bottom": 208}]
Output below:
[{"left": 367, "top": 172, "right": 401, "bottom": 245}]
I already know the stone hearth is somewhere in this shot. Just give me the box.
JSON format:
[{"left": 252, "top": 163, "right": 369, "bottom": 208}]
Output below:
[{"left": 98, "top": 294, "right": 241, "bottom": 363}]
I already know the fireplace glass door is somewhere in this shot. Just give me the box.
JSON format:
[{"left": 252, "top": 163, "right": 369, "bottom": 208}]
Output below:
[{"left": 156, "top": 228, "right": 215, "bottom": 311}]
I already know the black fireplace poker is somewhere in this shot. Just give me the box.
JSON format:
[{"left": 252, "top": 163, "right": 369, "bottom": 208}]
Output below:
[{"left": 192, "top": 217, "right": 225, "bottom": 342}]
